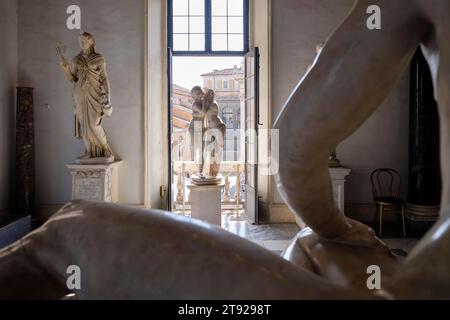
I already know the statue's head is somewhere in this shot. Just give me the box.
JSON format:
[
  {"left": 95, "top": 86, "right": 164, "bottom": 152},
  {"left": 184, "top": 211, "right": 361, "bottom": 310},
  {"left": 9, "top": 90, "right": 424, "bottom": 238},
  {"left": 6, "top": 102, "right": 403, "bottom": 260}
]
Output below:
[
  {"left": 204, "top": 88, "right": 215, "bottom": 102},
  {"left": 191, "top": 86, "right": 204, "bottom": 100},
  {"left": 79, "top": 32, "right": 96, "bottom": 51}
]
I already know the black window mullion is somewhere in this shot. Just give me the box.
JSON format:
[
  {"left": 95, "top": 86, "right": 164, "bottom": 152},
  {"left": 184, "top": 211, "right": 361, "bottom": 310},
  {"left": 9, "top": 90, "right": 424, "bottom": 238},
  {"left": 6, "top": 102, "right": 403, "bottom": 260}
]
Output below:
[
  {"left": 168, "top": 0, "right": 174, "bottom": 50},
  {"left": 187, "top": 0, "right": 190, "bottom": 50},
  {"left": 205, "top": 0, "right": 212, "bottom": 52},
  {"left": 226, "top": 0, "right": 229, "bottom": 51},
  {"left": 243, "top": 0, "right": 249, "bottom": 53}
]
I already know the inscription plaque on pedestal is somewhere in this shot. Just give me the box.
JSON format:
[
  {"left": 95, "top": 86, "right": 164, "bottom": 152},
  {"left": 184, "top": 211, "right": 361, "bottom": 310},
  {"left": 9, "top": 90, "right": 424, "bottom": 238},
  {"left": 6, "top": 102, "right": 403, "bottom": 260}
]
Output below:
[
  {"left": 67, "top": 161, "right": 122, "bottom": 203},
  {"left": 76, "top": 178, "right": 102, "bottom": 201}
]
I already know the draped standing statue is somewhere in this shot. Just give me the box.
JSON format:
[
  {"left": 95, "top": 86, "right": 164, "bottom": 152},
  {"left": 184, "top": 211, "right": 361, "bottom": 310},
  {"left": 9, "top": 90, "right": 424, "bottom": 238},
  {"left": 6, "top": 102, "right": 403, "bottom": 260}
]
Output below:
[{"left": 58, "top": 32, "right": 114, "bottom": 163}]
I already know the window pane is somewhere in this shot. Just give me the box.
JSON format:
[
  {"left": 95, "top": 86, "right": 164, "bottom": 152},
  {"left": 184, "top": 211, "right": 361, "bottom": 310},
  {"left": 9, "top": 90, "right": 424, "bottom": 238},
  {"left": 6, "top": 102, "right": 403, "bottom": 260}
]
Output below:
[
  {"left": 228, "top": 17, "right": 243, "bottom": 33},
  {"left": 173, "top": 0, "right": 189, "bottom": 15},
  {"left": 228, "top": 0, "right": 244, "bottom": 16},
  {"left": 212, "top": 34, "right": 228, "bottom": 51},
  {"left": 212, "top": 0, "right": 227, "bottom": 16},
  {"left": 190, "top": 34, "right": 205, "bottom": 50},
  {"left": 190, "top": 17, "right": 204, "bottom": 33},
  {"left": 212, "top": 17, "right": 227, "bottom": 33},
  {"left": 173, "top": 34, "right": 189, "bottom": 51},
  {"left": 189, "top": 0, "right": 205, "bottom": 15},
  {"left": 228, "top": 34, "right": 244, "bottom": 51},
  {"left": 173, "top": 17, "right": 189, "bottom": 33}
]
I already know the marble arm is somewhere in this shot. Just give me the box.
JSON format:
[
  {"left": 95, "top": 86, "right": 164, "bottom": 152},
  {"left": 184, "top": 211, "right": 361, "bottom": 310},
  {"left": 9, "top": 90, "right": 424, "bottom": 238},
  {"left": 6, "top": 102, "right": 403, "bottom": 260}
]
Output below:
[
  {"left": 0, "top": 201, "right": 363, "bottom": 300},
  {"left": 273, "top": 0, "right": 428, "bottom": 242},
  {"left": 59, "top": 56, "right": 78, "bottom": 83},
  {"left": 99, "top": 60, "right": 112, "bottom": 113}
]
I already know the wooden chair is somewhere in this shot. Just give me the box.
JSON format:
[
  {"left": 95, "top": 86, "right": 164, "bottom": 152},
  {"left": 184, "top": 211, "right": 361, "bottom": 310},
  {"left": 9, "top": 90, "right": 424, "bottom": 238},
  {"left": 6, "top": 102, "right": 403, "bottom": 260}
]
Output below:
[{"left": 370, "top": 168, "right": 406, "bottom": 238}]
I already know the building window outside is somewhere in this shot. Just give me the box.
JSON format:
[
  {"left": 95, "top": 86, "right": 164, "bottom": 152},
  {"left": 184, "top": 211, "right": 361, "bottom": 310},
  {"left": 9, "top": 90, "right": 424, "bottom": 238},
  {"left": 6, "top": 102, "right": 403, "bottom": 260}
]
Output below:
[
  {"left": 222, "top": 106, "right": 235, "bottom": 129},
  {"left": 223, "top": 80, "right": 228, "bottom": 89}
]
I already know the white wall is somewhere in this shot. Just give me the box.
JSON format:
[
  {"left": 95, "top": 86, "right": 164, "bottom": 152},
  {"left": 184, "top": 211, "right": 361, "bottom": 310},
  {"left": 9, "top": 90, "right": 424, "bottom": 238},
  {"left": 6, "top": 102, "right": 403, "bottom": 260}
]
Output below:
[
  {"left": 17, "top": 0, "right": 146, "bottom": 206},
  {"left": 0, "top": 0, "right": 18, "bottom": 212},
  {"left": 271, "top": 0, "right": 409, "bottom": 210}
]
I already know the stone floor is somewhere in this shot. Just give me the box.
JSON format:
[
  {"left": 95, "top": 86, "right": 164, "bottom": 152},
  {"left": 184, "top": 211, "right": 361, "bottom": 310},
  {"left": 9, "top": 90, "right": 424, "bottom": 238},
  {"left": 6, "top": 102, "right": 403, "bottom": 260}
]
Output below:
[
  {"left": 222, "top": 216, "right": 419, "bottom": 257},
  {"left": 222, "top": 219, "right": 297, "bottom": 255}
]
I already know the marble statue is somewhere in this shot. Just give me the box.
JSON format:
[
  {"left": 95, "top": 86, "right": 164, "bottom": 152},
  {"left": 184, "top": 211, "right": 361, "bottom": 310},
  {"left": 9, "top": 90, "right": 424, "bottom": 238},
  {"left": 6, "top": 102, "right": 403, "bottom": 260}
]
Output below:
[
  {"left": 316, "top": 42, "right": 341, "bottom": 168},
  {"left": 58, "top": 32, "right": 114, "bottom": 164},
  {"left": 189, "top": 87, "right": 225, "bottom": 185},
  {"left": 202, "top": 89, "right": 226, "bottom": 178},
  {"left": 188, "top": 86, "right": 206, "bottom": 173},
  {"left": 2, "top": 0, "right": 450, "bottom": 299},
  {"left": 274, "top": 0, "right": 450, "bottom": 297}
]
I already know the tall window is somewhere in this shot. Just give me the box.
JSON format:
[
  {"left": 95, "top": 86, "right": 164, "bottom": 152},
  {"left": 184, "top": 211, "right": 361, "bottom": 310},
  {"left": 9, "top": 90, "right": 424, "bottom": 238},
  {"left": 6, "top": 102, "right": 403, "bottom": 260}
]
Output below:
[{"left": 169, "top": 0, "right": 249, "bottom": 55}]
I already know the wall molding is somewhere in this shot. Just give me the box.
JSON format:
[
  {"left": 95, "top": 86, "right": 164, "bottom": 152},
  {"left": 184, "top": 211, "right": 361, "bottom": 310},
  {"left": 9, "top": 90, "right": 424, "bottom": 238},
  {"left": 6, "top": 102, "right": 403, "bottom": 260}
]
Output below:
[{"left": 145, "top": 0, "right": 168, "bottom": 210}]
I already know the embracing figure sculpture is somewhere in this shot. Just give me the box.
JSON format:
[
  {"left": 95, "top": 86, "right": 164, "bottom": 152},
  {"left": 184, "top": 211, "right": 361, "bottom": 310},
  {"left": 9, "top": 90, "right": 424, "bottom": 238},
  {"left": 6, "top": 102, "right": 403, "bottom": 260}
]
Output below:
[
  {"left": 1, "top": 0, "right": 450, "bottom": 299},
  {"left": 189, "top": 87, "right": 226, "bottom": 185}
]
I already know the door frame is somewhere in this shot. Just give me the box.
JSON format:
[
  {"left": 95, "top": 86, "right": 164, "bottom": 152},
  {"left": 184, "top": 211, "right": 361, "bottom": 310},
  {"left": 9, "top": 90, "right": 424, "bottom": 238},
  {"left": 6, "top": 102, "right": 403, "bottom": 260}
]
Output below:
[{"left": 145, "top": 0, "right": 271, "bottom": 215}]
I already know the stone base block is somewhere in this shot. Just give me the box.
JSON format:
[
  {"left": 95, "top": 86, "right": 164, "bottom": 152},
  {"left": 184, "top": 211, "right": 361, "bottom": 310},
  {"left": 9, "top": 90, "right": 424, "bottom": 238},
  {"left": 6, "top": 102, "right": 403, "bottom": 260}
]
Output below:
[
  {"left": 188, "top": 182, "right": 224, "bottom": 226},
  {"left": 67, "top": 161, "right": 123, "bottom": 203}
]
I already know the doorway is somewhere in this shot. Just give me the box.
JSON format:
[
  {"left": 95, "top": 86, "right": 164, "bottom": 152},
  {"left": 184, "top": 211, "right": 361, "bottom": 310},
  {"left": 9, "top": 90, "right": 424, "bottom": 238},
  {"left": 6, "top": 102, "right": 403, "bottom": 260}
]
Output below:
[{"left": 167, "top": 0, "right": 259, "bottom": 224}]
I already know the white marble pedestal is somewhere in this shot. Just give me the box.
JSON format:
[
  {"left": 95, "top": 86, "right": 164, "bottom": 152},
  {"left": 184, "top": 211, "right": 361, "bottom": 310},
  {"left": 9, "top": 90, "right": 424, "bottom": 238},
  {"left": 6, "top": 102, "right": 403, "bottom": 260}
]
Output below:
[
  {"left": 329, "top": 167, "right": 352, "bottom": 212},
  {"left": 67, "top": 161, "right": 123, "bottom": 203},
  {"left": 188, "top": 182, "right": 224, "bottom": 226}
]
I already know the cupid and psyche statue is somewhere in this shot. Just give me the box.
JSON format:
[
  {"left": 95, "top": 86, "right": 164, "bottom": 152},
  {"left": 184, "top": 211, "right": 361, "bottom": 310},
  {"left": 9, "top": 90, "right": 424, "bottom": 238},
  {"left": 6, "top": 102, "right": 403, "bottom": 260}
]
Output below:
[
  {"left": 57, "top": 32, "right": 115, "bottom": 164},
  {"left": 188, "top": 86, "right": 226, "bottom": 185}
]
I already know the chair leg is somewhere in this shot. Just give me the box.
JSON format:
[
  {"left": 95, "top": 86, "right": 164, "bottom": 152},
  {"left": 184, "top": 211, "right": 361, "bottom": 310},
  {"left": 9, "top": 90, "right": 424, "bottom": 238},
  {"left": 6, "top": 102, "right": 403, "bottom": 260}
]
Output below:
[
  {"left": 379, "top": 204, "right": 383, "bottom": 238},
  {"left": 401, "top": 204, "right": 406, "bottom": 238}
]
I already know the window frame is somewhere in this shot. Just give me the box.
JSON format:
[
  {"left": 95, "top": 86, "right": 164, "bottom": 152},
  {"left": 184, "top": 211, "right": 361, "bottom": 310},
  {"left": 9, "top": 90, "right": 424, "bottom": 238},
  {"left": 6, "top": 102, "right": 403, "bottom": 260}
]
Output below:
[{"left": 168, "top": 0, "right": 250, "bottom": 56}]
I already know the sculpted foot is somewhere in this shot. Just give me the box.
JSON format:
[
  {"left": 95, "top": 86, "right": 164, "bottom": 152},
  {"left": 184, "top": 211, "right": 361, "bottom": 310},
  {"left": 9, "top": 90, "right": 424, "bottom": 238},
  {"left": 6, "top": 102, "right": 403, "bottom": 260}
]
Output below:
[
  {"left": 321, "top": 219, "right": 389, "bottom": 251},
  {"left": 283, "top": 220, "right": 397, "bottom": 293}
]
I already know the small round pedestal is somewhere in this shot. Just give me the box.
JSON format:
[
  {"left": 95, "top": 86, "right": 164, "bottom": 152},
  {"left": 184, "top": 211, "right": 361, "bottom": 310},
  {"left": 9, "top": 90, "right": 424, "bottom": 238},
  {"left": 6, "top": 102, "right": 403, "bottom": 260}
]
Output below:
[{"left": 191, "top": 174, "right": 223, "bottom": 186}]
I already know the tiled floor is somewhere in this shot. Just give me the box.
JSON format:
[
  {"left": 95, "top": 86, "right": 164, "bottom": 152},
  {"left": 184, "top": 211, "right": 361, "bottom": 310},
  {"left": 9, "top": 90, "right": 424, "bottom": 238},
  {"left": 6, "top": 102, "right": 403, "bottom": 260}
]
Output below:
[
  {"left": 222, "top": 215, "right": 299, "bottom": 255},
  {"left": 222, "top": 216, "right": 419, "bottom": 257}
]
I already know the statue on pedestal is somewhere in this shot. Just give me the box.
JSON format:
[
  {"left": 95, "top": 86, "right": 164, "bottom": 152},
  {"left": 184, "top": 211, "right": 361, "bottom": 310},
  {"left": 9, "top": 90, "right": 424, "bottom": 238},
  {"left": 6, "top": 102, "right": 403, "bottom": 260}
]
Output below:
[
  {"left": 189, "top": 87, "right": 225, "bottom": 185},
  {"left": 57, "top": 32, "right": 114, "bottom": 164}
]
